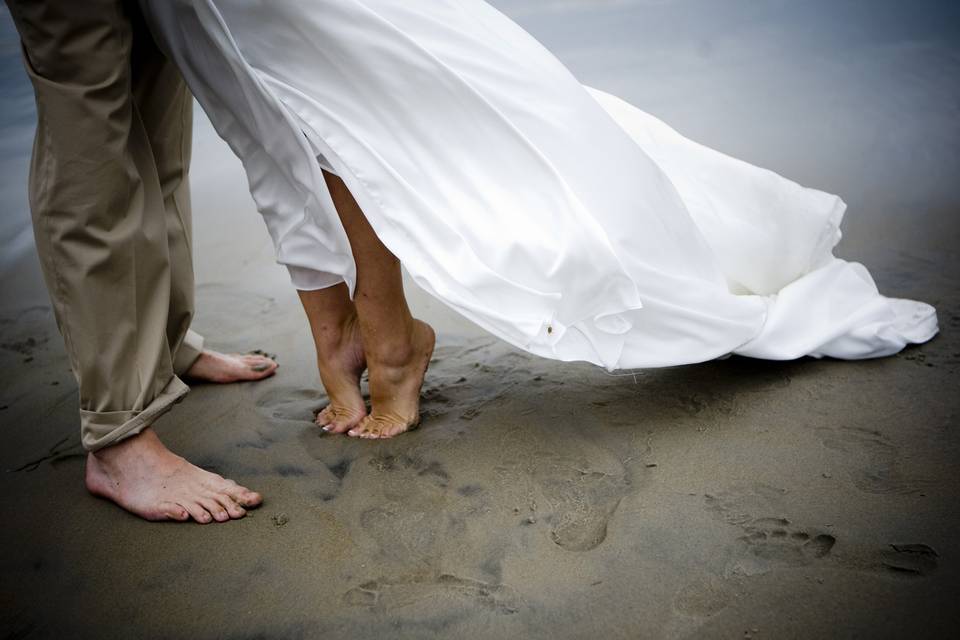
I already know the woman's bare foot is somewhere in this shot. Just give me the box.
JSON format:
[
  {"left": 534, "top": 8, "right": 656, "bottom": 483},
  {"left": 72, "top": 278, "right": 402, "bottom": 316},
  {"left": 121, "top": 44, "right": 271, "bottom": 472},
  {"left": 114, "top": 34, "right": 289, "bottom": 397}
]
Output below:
[
  {"left": 85, "top": 427, "right": 262, "bottom": 523},
  {"left": 185, "top": 349, "right": 278, "bottom": 383},
  {"left": 314, "top": 312, "right": 368, "bottom": 434},
  {"left": 349, "top": 319, "right": 435, "bottom": 439}
]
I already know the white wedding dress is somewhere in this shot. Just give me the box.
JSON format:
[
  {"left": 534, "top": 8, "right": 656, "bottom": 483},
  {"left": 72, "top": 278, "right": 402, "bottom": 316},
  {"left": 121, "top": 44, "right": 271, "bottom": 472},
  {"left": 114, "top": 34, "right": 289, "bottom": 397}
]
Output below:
[{"left": 142, "top": 0, "right": 937, "bottom": 370}]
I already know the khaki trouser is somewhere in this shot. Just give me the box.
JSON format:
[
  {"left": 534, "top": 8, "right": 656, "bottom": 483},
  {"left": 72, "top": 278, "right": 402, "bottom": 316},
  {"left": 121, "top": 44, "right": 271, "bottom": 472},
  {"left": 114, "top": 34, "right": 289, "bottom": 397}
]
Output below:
[{"left": 8, "top": 0, "right": 203, "bottom": 451}]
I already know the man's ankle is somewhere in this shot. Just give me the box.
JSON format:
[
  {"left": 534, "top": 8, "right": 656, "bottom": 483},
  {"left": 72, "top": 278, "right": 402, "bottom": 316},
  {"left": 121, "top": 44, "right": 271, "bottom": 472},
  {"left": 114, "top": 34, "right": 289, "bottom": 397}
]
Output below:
[{"left": 91, "top": 427, "right": 160, "bottom": 462}]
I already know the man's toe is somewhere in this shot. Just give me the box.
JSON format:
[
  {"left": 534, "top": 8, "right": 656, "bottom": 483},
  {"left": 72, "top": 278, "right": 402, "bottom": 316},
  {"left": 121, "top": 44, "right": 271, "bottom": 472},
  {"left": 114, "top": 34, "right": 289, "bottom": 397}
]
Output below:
[
  {"left": 218, "top": 478, "right": 258, "bottom": 508},
  {"left": 244, "top": 355, "right": 277, "bottom": 368},
  {"left": 159, "top": 502, "right": 190, "bottom": 521},
  {"left": 180, "top": 501, "right": 213, "bottom": 524},
  {"left": 197, "top": 496, "right": 230, "bottom": 522},
  {"left": 213, "top": 493, "right": 246, "bottom": 519},
  {"left": 232, "top": 488, "right": 262, "bottom": 508}
]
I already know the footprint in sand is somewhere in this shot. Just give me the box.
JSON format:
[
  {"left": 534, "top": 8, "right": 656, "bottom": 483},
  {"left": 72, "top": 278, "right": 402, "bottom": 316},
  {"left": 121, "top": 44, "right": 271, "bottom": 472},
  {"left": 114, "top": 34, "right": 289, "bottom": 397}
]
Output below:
[
  {"left": 676, "top": 389, "right": 735, "bottom": 417},
  {"left": 0, "top": 306, "right": 54, "bottom": 356},
  {"left": 352, "top": 452, "right": 463, "bottom": 568},
  {"left": 367, "top": 452, "right": 451, "bottom": 488},
  {"left": 255, "top": 385, "right": 324, "bottom": 424},
  {"left": 727, "top": 517, "right": 836, "bottom": 577},
  {"left": 483, "top": 420, "right": 639, "bottom": 553},
  {"left": 358, "top": 501, "right": 440, "bottom": 562},
  {"left": 879, "top": 544, "right": 939, "bottom": 577},
  {"left": 417, "top": 342, "right": 530, "bottom": 423},
  {"left": 342, "top": 574, "right": 520, "bottom": 616},
  {"left": 672, "top": 575, "right": 734, "bottom": 618},
  {"left": 500, "top": 435, "right": 634, "bottom": 552},
  {"left": 704, "top": 484, "right": 938, "bottom": 579},
  {"left": 704, "top": 484, "right": 788, "bottom": 526},
  {"left": 337, "top": 447, "right": 522, "bottom": 621},
  {"left": 816, "top": 426, "right": 932, "bottom": 495},
  {"left": 539, "top": 466, "right": 630, "bottom": 552},
  {"left": 0, "top": 334, "right": 50, "bottom": 357}
]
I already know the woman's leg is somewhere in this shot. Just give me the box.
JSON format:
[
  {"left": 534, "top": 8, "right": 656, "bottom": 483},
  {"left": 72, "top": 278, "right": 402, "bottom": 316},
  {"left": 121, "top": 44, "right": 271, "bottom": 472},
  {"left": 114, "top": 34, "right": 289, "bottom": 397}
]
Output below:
[
  {"left": 298, "top": 283, "right": 367, "bottom": 434},
  {"left": 321, "top": 170, "right": 435, "bottom": 439}
]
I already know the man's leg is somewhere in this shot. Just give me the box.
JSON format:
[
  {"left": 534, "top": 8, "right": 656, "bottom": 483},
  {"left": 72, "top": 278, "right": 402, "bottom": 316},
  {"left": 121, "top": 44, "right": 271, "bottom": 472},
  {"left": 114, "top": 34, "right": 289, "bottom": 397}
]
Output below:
[
  {"left": 128, "top": 14, "right": 277, "bottom": 384},
  {"left": 9, "top": 0, "right": 260, "bottom": 522}
]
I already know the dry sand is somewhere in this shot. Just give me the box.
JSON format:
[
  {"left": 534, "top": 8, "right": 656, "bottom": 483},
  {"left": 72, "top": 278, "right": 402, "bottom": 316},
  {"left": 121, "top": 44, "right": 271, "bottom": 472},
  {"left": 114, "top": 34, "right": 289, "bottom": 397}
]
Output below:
[{"left": 1, "top": 1, "right": 959, "bottom": 638}]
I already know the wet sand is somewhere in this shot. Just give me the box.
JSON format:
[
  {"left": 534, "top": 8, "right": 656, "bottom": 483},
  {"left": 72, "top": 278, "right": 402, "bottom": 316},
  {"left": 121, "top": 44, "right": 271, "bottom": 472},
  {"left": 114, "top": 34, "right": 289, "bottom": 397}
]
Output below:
[{"left": 1, "top": 1, "right": 959, "bottom": 638}]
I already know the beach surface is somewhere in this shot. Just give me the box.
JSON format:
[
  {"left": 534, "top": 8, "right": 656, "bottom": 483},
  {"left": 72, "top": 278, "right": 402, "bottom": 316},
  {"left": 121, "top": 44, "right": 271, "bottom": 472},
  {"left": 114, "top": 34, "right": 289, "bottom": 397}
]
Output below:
[{"left": 1, "top": 1, "right": 959, "bottom": 638}]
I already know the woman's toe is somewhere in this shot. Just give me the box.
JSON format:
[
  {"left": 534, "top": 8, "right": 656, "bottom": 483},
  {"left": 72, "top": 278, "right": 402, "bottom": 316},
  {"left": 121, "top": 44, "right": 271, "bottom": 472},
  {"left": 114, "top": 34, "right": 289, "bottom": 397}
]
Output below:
[
  {"left": 347, "top": 421, "right": 367, "bottom": 438},
  {"left": 327, "top": 422, "right": 349, "bottom": 434},
  {"left": 316, "top": 406, "right": 334, "bottom": 427}
]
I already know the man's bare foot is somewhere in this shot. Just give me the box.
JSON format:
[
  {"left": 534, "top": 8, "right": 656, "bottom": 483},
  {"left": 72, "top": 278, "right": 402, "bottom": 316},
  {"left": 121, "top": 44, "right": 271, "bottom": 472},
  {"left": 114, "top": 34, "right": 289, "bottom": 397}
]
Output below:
[
  {"left": 349, "top": 319, "right": 435, "bottom": 439},
  {"left": 85, "top": 427, "right": 262, "bottom": 523},
  {"left": 314, "top": 312, "right": 368, "bottom": 434},
  {"left": 185, "top": 349, "right": 278, "bottom": 383}
]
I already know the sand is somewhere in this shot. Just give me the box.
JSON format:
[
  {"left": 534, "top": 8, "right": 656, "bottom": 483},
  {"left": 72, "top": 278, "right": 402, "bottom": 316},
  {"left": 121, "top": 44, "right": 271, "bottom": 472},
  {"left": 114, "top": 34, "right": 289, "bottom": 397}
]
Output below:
[{"left": 1, "top": 1, "right": 959, "bottom": 638}]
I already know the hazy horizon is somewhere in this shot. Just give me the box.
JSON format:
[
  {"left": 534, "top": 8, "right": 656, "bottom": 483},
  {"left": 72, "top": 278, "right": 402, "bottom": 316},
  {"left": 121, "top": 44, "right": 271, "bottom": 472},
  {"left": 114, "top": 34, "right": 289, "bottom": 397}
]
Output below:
[{"left": 2, "top": 0, "right": 958, "bottom": 289}]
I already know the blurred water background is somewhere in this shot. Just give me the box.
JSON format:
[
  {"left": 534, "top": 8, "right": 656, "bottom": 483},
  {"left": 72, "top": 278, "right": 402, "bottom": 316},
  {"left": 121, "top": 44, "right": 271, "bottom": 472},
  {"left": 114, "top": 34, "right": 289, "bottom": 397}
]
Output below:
[{"left": 2, "top": 0, "right": 958, "bottom": 308}]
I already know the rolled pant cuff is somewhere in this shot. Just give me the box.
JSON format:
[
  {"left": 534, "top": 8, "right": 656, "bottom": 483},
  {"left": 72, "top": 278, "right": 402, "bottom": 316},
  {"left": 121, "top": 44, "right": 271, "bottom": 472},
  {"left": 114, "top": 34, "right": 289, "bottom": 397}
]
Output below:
[
  {"left": 80, "top": 376, "right": 190, "bottom": 452},
  {"left": 173, "top": 329, "right": 205, "bottom": 376}
]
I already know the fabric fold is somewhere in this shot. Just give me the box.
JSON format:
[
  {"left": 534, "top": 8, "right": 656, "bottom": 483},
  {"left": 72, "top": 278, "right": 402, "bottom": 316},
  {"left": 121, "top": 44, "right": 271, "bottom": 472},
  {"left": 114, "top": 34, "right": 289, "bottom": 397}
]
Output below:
[{"left": 140, "top": 0, "right": 937, "bottom": 370}]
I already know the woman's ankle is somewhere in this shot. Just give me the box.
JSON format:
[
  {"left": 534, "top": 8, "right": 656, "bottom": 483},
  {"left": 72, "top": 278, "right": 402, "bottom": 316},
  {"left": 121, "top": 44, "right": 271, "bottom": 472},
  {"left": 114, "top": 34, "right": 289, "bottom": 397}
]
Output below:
[
  {"left": 364, "top": 319, "right": 433, "bottom": 370},
  {"left": 362, "top": 320, "right": 417, "bottom": 367},
  {"left": 312, "top": 309, "right": 361, "bottom": 357}
]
